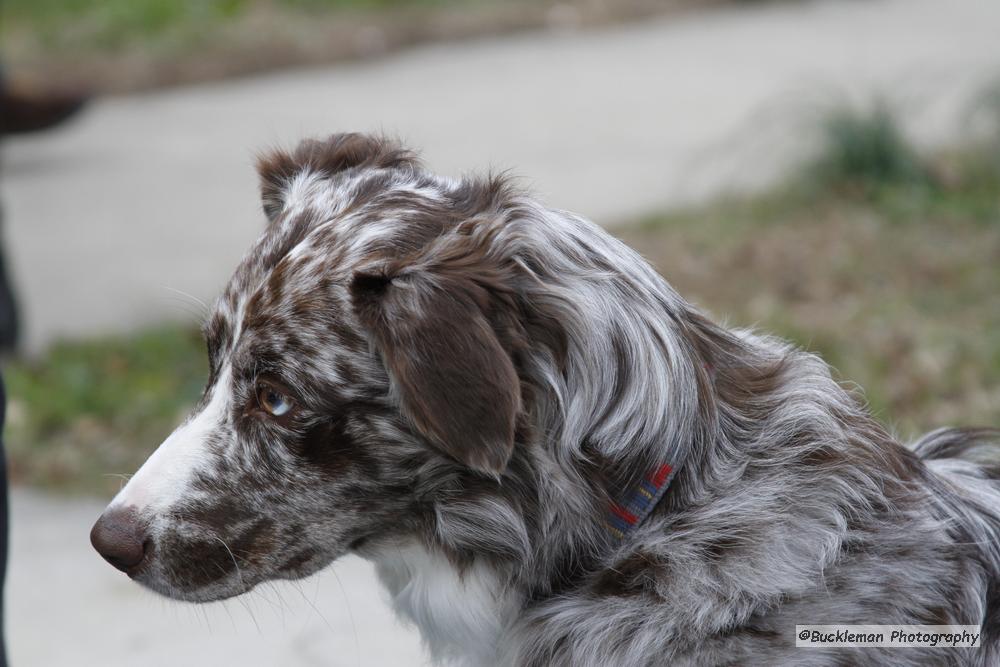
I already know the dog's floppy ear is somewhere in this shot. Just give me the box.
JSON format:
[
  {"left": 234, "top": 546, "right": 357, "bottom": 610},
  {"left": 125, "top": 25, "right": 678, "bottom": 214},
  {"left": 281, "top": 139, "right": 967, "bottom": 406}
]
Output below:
[
  {"left": 350, "top": 259, "right": 520, "bottom": 477},
  {"left": 255, "top": 133, "right": 417, "bottom": 222}
]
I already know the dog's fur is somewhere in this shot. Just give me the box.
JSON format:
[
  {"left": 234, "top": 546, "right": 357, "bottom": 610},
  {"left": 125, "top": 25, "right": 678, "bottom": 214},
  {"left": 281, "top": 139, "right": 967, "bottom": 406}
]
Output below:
[{"left": 99, "top": 133, "right": 1000, "bottom": 666}]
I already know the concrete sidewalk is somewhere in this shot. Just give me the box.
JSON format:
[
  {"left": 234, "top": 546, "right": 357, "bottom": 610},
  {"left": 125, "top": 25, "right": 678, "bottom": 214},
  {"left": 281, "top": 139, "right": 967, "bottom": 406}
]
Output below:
[
  {"left": 6, "top": 488, "right": 429, "bottom": 666},
  {"left": 3, "top": 1, "right": 1000, "bottom": 665},
  {"left": 2, "top": 0, "right": 999, "bottom": 353}
]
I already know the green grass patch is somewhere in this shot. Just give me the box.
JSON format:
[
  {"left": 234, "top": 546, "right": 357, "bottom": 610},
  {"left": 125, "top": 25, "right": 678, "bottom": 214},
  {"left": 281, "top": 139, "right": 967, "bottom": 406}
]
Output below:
[
  {"left": 5, "top": 0, "right": 250, "bottom": 51},
  {"left": 809, "top": 102, "right": 928, "bottom": 195},
  {"left": 0, "top": 0, "right": 566, "bottom": 92},
  {"left": 4, "top": 326, "right": 207, "bottom": 495},
  {"left": 3, "top": 0, "right": 475, "bottom": 52},
  {"left": 1, "top": 0, "right": 706, "bottom": 93}
]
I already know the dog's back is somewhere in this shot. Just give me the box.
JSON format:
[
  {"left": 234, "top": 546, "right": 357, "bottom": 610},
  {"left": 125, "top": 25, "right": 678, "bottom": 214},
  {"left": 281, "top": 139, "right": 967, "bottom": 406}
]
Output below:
[
  {"left": 503, "top": 327, "right": 1000, "bottom": 667},
  {"left": 916, "top": 428, "right": 1000, "bottom": 659}
]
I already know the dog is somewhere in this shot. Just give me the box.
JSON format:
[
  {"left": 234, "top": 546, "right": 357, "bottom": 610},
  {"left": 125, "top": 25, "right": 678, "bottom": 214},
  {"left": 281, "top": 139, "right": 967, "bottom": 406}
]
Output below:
[{"left": 91, "top": 133, "right": 1000, "bottom": 666}]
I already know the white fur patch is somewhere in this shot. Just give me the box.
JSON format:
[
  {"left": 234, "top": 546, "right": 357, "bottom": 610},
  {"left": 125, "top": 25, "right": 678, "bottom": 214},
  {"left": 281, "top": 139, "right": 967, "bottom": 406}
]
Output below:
[
  {"left": 370, "top": 541, "right": 515, "bottom": 666},
  {"left": 110, "top": 366, "right": 231, "bottom": 514}
]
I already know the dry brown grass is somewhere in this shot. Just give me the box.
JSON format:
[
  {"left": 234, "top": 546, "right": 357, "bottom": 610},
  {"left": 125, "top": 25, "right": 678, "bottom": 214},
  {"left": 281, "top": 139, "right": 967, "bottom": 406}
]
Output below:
[{"left": 619, "top": 185, "right": 1000, "bottom": 440}]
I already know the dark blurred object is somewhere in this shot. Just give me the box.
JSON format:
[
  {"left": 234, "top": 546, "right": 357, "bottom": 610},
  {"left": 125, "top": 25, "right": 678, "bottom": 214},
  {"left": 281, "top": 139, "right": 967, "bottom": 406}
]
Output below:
[
  {"left": 0, "top": 86, "right": 88, "bottom": 135},
  {"left": 0, "top": 245, "right": 17, "bottom": 354},
  {"left": 0, "top": 82, "right": 88, "bottom": 352},
  {"left": 0, "top": 375, "right": 7, "bottom": 667}
]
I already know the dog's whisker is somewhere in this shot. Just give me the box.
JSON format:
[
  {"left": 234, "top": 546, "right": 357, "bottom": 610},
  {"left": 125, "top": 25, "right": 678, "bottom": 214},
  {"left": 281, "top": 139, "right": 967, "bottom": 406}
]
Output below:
[
  {"left": 249, "top": 580, "right": 284, "bottom": 616},
  {"left": 218, "top": 596, "right": 238, "bottom": 633},
  {"left": 161, "top": 299, "right": 206, "bottom": 321},
  {"left": 207, "top": 535, "right": 263, "bottom": 634},
  {"left": 161, "top": 286, "right": 209, "bottom": 315},
  {"left": 257, "top": 581, "right": 287, "bottom": 628},
  {"left": 100, "top": 472, "right": 133, "bottom": 492},
  {"left": 211, "top": 535, "right": 246, "bottom": 592},
  {"left": 235, "top": 591, "right": 262, "bottom": 635},
  {"left": 329, "top": 566, "right": 362, "bottom": 667},
  {"left": 290, "top": 574, "right": 338, "bottom": 640},
  {"left": 198, "top": 604, "right": 213, "bottom": 634}
]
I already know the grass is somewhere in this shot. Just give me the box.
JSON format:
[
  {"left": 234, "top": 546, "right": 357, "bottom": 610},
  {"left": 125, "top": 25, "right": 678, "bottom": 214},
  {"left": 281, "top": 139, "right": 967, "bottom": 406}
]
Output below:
[
  {"left": 4, "top": 0, "right": 464, "bottom": 52},
  {"left": 2, "top": 0, "right": 501, "bottom": 92},
  {"left": 808, "top": 102, "right": 928, "bottom": 196},
  {"left": 4, "top": 327, "right": 207, "bottom": 495},
  {"left": 0, "top": 0, "right": 696, "bottom": 92},
  {"left": 621, "top": 186, "right": 999, "bottom": 438},
  {"left": 621, "top": 102, "right": 1000, "bottom": 440},
  {"left": 3, "top": 103, "right": 999, "bottom": 495}
]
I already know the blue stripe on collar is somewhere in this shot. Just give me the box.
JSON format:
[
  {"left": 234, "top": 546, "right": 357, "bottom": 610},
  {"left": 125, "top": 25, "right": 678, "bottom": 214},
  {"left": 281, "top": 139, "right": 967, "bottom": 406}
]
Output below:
[{"left": 606, "top": 463, "right": 676, "bottom": 542}]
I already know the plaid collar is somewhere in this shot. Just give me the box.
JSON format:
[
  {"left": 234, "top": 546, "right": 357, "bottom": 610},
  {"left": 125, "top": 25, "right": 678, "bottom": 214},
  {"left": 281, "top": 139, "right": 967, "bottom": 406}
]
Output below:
[
  {"left": 606, "top": 462, "right": 677, "bottom": 542},
  {"left": 604, "top": 365, "right": 709, "bottom": 542}
]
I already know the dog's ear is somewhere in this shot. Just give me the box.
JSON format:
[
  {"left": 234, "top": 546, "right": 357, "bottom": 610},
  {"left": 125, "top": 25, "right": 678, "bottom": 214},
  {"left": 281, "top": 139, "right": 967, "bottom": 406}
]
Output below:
[
  {"left": 255, "top": 133, "right": 417, "bottom": 222},
  {"left": 350, "top": 259, "right": 520, "bottom": 477}
]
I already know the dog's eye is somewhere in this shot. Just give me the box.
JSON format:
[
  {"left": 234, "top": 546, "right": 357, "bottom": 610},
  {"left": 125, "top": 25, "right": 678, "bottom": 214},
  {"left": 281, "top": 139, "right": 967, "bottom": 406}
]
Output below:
[{"left": 256, "top": 383, "right": 294, "bottom": 417}]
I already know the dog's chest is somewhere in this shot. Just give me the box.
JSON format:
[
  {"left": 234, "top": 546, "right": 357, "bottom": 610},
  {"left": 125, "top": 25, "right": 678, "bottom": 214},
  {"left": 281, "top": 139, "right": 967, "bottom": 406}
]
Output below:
[{"left": 370, "top": 541, "right": 516, "bottom": 666}]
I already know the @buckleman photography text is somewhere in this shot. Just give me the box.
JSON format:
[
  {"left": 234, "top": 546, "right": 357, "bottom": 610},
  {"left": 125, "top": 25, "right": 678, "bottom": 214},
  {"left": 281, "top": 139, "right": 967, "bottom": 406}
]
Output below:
[{"left": 797, "top": 625, "right": 981, "bottom": 648}]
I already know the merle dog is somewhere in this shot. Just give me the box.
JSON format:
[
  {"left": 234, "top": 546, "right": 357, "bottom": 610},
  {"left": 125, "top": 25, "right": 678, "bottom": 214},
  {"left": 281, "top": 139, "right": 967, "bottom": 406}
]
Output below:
[{"left": 92, "top": 134, "right": 1000, "bottom": 666}]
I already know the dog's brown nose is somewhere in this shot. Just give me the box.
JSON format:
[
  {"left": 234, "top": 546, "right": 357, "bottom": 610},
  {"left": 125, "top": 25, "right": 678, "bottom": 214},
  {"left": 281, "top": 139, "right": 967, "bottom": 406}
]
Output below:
[{"left": 90, "top": 506, "right": 148, "bottom": 573}]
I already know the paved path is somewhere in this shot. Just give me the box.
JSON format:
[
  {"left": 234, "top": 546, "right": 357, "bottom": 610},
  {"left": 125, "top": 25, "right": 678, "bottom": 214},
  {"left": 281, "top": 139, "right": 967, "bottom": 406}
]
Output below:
[
  {"left": 3, "top": 1, "right": 1000, "bottom": 665},
  {"left": 2, "top": 0, "right": 999, "bottom": 353},
  {"left": 7, "top": 488, "right": 429, "bottom": 666}
]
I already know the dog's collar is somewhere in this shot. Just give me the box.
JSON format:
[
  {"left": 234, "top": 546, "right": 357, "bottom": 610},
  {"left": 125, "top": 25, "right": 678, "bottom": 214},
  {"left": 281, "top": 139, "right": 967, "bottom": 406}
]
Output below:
[{"left": 605, "top": 462, "right": 677, "bottom": 542}]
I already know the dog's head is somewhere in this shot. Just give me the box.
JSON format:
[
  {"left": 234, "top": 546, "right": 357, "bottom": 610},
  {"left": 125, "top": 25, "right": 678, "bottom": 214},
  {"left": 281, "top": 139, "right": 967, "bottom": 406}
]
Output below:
[{"left": 90, "top": 134, "right": 541, "bottom": 601}]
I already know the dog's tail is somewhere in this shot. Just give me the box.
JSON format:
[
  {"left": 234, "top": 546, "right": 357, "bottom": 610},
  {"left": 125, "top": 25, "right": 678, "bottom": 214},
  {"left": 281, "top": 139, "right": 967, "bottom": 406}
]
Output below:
[{"left": 913, "top": 427, "right": 1000, "bottom": 649}]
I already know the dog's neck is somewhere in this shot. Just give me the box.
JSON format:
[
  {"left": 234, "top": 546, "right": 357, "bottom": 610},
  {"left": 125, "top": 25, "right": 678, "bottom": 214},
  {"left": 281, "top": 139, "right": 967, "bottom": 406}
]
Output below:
[
  {"left": 359, "top": 211, "right": 777, "bottom": 663},
  {"left": 368, "top": 539, "right": 518, "bottom": 667}
]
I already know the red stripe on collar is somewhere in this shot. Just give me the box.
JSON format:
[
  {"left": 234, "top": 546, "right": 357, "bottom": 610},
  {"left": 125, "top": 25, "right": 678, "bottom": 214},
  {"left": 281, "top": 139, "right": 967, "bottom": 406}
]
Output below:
[{"left": 606, "top": 463, "right": 676, "bottom": 542}]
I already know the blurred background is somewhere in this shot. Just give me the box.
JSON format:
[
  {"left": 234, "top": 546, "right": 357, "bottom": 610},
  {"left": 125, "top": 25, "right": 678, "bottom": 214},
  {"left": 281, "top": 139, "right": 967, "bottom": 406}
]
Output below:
[{"left": 1, "top": 0, "right": 998, "bottom": 665}]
